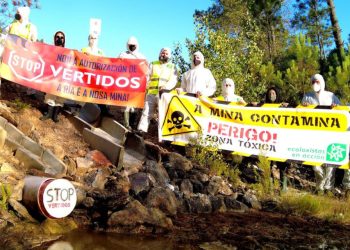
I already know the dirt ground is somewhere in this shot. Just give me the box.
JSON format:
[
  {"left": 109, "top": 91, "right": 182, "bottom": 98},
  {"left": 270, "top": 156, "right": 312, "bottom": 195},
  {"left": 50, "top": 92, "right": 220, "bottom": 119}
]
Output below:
[{"left": 1, "top": 83, "right": 350, "bottom": 249}]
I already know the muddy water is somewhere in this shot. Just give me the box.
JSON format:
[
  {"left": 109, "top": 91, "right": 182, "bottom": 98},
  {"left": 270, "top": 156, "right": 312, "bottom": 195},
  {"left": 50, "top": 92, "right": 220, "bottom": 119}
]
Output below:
[{"left": 45, "top": 230, "right": 193, "bottom": 250}]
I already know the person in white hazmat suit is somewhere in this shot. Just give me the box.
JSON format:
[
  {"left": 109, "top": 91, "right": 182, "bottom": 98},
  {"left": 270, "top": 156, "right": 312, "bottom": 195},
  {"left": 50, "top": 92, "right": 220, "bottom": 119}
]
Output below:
[
  {"left": 119, "top": 36, "right": 147, "bottom": 130},
  {"left": 215, "top": 78, "right": 246, "bottom": 104},
  {"left": 176, "top": 51, "right": 216, "bottom": 97},
  {"left": 137, "top": 47, "right": 178, "bottom": 133},
  {"left": 302, "top": 73, "right": 350, "bottom": 193}
]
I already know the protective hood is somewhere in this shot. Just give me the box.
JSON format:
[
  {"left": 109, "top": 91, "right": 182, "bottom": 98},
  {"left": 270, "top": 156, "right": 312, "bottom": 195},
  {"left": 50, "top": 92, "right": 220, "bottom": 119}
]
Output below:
[
  {"left": 191, "top": 51, "right": 204, "bottom": 69},
  {"left": 17, "top": 6, "right": 30, "bottom": 23},
  {"left": 265, "top": 86, "right": 281, "bottom": 103},
  {"left": 222, "top": 78, "right": 235, "bottom": 96},
  {"left": 126, "top": 36, "right": 139, "bottom": 52},
  {"left": 311, "top": 74, "right": 325, "bottom": 92},
  {"left": 54, "top": 31, "right": 65, "bottom": 47}
]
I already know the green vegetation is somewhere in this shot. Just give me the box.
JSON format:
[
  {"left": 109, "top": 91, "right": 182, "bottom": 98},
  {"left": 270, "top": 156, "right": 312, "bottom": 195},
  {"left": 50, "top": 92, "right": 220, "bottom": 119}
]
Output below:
[
  {"left": 278, "top": 190, "right": 350, "bottom": 223},
  {"left": 0, "top": 183, "right": 11, "bottom": 211},
  {"left": 186, "top": 135, "right": 241, "bottom": 187},
  {"left": 11, "top": 98, "right": 31, "bottom": 110}
]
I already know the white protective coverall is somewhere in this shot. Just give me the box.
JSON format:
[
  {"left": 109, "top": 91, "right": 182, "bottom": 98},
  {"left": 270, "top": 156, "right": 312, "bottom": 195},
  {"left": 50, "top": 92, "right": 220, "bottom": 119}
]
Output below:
[
  {"left": 302, "top": 74, "right": 344, "bottom": 191},
  {"left": 217, "top": 78, "right": 246, "bottom": 104},
  {"left": 178, "top": 51, "right": 216, "bottom": 97},
  {"left": 137, "top": 47, "right": 177, "bottom": 133},
  {"left": 119, "top": 36, "right": 147, "bottom": 129}
]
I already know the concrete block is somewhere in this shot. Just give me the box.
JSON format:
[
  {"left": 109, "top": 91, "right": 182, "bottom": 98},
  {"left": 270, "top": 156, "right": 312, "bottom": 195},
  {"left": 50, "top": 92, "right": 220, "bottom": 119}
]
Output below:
[
  {"left": 100, "top": 117, "right": 128, "bottom": 144},
  {"left": 83, "top": 128, "right": 124, "bottom": 166},
  {"left": 15, "top": 147, "right": 45, "bottom": 171},
  {"left": 42, "top": 149, "right": 67, "bottom": 176},
  {"left": 66, "top": 115, "right": 94, "bottom": 134},
  {"left": 0, "top": 116, "right": 8, "bottom": 128},
  {"left": 4, "top": 122, "right": 24, "bottom": 142},
  {"left": 21, "top": 137, "right": 44, "bottom": 157},
  {"left": 5, "top": 137, "right": 20, "bottom": 151}
]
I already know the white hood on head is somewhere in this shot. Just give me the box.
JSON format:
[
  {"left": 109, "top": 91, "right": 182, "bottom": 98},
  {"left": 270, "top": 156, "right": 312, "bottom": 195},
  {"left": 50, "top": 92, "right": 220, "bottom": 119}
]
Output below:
[
  {"left": 222, "top": 78, "right": 235, "bottom": 96},
  {"left": 311, "top": 73, "right": 325, "bottom": 92},
  {"left": 17, "top": 6, "right": 30, "bottom": 23},
  {"left": 127, "top": 36, "right": 139, "bottom": 52},
  {"left": 191, "top": 51, "right": 204, "bottom": 69}
]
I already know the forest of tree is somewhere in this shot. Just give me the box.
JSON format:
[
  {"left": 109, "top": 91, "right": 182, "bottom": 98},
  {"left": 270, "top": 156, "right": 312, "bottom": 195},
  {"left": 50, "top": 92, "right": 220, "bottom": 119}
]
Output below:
[
  {"left": 1, "top": 0, "right": 349, "bottom": 105},
  {"left": 173, "top": 0, "right": 350, "bottom": 105}
]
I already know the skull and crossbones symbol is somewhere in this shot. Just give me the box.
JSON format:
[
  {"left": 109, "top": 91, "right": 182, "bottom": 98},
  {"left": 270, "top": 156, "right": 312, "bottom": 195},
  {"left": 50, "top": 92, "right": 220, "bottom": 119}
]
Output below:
[{"left": 167, "top": 111, "right": 191, "bottom": 132}]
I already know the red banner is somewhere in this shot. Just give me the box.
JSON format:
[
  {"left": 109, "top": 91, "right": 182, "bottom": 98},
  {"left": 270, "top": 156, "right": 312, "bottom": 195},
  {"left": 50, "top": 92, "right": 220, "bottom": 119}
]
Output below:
[{"left": 0, "top": 35, "right": 148, "bottom": 108}]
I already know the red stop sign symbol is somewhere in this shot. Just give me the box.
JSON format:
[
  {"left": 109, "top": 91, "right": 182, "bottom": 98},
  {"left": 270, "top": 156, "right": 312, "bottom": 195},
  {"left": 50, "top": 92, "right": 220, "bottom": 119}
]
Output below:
[{"left": 8, "top": 48, "right": 45, "bottom": 82}]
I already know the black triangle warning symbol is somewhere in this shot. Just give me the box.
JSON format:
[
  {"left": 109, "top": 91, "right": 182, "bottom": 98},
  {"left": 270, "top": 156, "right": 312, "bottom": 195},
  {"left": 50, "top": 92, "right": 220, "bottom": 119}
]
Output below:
[{"left": 161, "top": 96, "right": 201, "bottom": 136}]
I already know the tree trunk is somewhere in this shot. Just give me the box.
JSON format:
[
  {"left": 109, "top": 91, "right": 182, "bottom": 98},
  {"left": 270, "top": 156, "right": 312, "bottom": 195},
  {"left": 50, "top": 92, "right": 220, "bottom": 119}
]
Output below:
[{"left": 326, "top": 0, "right": 344, "bottom": 64}]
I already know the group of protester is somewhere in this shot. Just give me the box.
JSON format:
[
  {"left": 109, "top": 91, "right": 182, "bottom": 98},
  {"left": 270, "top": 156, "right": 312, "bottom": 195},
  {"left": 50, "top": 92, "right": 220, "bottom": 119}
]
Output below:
[{"left": 2, "top": 6, "right": 349, "bottom": 195}]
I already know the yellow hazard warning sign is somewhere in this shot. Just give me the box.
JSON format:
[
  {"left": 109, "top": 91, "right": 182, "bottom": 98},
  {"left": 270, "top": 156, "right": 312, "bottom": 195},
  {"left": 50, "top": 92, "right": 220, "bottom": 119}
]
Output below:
[{"left": 161, "top": 96, "right": 201, "bottom": 136}]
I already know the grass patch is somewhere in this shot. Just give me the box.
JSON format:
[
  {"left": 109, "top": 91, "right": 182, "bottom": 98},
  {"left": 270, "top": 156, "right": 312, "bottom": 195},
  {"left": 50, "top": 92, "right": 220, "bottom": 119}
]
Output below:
[
  {"left": 278, "top": 189, "right": 350, "bottom": 223},
  {"left": 11, "top": 98, "right": 31, "bottom": 110},
  {"left": 0, "top": 183, "right": 11, "bottom": 211}
]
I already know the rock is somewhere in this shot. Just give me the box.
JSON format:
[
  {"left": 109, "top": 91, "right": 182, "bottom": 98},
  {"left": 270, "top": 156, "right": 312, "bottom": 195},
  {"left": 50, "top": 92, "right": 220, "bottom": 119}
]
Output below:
[
  {"left": 166, "top": 152, "right": 193, "bottom": 172},
  {"left": 76, "top": 157, "right": 93, "bottom": 176},
  {"left": 8, "top": 198, "right": 37, "bottom": 222},
  {"left": 209, "top": 195, "right": 227, "bottom": 213},
  {"left": 82, "top": 197, "right": 94, "bottom": 208},
  {"left": 129, "top": 172, "right": 155, "bottom": 196},
  {"left": 121, "top": 151, "right": 144, "bottom": 177},
  {"left": 104, "top": 175, "right": 131, "bottom": 194},
  {"left": 0, "top": 126, "right": 7, "bottom": 149},
  {"left": 107, "top": 200, "right": 173, "bottom": 231},
  {"left": 207, "top": 176, "right": 233, "bottom": 196},
  {"left": 146, "top": 186, "right": 178, "bottom": 216},
  {"left": 144, "top": 141, "right": 162, "bottom": 162},
  {"left": 10, "top": 179, "right": 24, "bottom": 201},
  {"left": 91, "top": 167, "right": 112, "bottom": 190},
  {"left": 86, "top": 150, "right": 112, "bottom": 168},
  {"left": 52, "top": 145, "right": 65, "bottom": 160},
  {"left": 41, "top": 218, "right": 78, "bottom": 234},
  {"left": 145, "top": 160, "right": 169, "bottom": 185},
  {"left": 239, "top": 192, "right": 262, "bottom": 210},
  {"left": 186, "top": 194, "right": 212, "bottom": 213},
  {"left": 224, "top": 196, "right": 249, "bottom": 212},
  {"left": 62, "top": 156, "right": 77, "bottom": 177},
  {"left": 190, "top": 169, "right": 209, "bottom": 183},
  {"left": 191, "top": 179, "right": 205, "bottom": 194},
  {"left": 180, "top": 179, "right": 193, "bottom": 198},
  {"left": 0, "top": 162, "right": 16, "bottom": 173}
]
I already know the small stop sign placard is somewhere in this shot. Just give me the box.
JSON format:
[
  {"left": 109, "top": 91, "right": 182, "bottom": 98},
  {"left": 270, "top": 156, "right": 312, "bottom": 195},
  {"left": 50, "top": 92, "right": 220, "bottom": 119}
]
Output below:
[{"left": 38, "top": 179, "right": 77, "bottom": 219}]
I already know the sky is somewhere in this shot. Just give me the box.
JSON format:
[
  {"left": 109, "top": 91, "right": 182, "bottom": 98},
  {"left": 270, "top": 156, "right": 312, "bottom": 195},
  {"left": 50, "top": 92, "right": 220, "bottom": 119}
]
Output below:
[{"left": 21, "top": 0, "right": 350, "bottom": 62}]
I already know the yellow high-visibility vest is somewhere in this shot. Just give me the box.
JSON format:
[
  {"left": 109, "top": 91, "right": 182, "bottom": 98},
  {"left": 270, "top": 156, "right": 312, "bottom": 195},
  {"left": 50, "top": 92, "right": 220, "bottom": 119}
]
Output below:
[
  {"left": 8, "top": 21, "right": 32, "bottom": 40},
  {"left": 81, "top": 47, "right": 104, "bottom": 56},
  {"left": 147, "top": 61, "right": 175, "bottom": 95}
]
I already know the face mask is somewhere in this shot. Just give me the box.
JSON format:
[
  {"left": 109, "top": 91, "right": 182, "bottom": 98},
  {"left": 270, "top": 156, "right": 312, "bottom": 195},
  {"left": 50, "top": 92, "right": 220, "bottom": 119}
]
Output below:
[
  {"left": 159, "top": 56, "right": 169, "bottom": 63},
  {"left": 128, "top": 45, "right": 136, "bottom": 52},
  {"left": 269, "top": 92, "right": 277, "bottom": 102},
  {"left": 55, "top": 38, "right": 64, "bottom": 47},
  {"left": 193, "top": 59, "right": 201, "bottom": 66},
  {"left": 313, "top": 83, "right": 321, "bottom": 92},
  {"left": 15, "top": 13, "right": 21, "bottom": 20}
]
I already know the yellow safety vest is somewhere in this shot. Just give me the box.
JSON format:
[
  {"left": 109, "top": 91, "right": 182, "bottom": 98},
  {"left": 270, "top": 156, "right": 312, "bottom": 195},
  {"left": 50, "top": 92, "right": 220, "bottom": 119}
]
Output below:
[
  {"left": 81, "top": 47, "right": 104, "bottom": 56},
  {"left": 8, "top": 21, "right": 32, "bottom": 40},
  {"left": 147, "top": 61, "right": 175, "bottom": 95}
]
